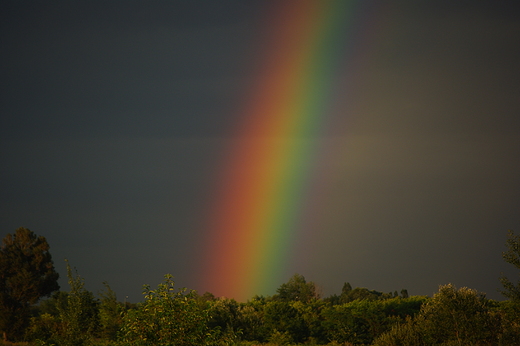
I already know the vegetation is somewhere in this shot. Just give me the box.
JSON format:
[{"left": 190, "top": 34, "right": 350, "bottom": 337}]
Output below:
[
  {"left": 118, "top": 274, "right": 221, "bottom": 346},
  {"left": 1, "top": 228, "right": 520, "bottom": 345},
  {"left": 0, "top": 228, "right": 59, "bottom": 342},
  {"left": 500, "top": 230, "right": 520, "bottom": 302}
]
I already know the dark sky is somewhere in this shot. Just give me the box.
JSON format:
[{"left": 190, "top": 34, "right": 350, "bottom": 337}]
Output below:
[{"left": 1, "top": 0, "right": 520, "bottom": 302}]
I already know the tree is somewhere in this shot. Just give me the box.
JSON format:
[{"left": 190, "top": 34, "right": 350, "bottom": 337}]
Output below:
[
  {"left": 340, "top": 287, "right": 385, "bottom": 303},
  {"left": 419, "top": 284, "right": 499, "bottom": 344},
  {"left": 119, "top": 274, "right": 222, "bottom": 346},
  {"left": 500, "top": 230, "right": 520, "bottom": 301},
  {"left": 263, "top": 301, "right": 308, "bottom": 344},
  {"left": 373, "top": 284, "right": 502, "bottom": 346},
  {"left": 341, "top": 282, "right": 352, "bottom": 297},
  {"left": 275, "top": 274, "right": 320, "bottom": 303},
  {"left": 98, "top": 281, "right": 124, "bottom": 340},
  {"left": 0, "top": 227, "right": 59, "bottom": 341},
  {"left": 205, "top": 297, "right": 241, "bottom": 339},
  {"left": 57, "top": 260, "right": 99, "bottom": 346}
]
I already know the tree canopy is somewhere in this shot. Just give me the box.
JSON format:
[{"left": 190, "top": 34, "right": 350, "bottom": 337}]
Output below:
[
  {"left": 0, "top": 227, "right": 60, "bottom": 341},
  {"left": 274, "top": 274, "right": 320, "bottom": 303}
]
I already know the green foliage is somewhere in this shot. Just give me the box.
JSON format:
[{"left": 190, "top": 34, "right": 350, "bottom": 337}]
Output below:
[
  {"left": 26, "top": 292, "right": 68, "bottom": 343},
  {"left": 374, "top": 284, "right": 504, "bottom": 346},
  {"left": 325, "top": 282, "right": 403, "bottom": 306},
  {"left": 495, "top": 300, "right": 520, "bottom": 344},
  {"left": 342, "top": 282, "right": 352, "bottom": 294},
  {"left": 206, "top": 297, "right": 238, "bottom": 331},
  {"left": 98, "top": 282, "right": 124, "bottom": 341},
  {"left": 500, "top": 229, "right": 520, "bottom": 302},
  {"left": 420, "top": 284, "right": 498, "bottom": 344},
  {"left": 38, "top": 291, "right": 69, "bottom": 316},
  {"left": 381, "top": 295, "right": 427, "bottom": 319},
  {"left": 25, "top": 261, "right": 99, "bottom": 345},
  {"left": 371, "top": 316, "right": 424, "bottom": 346},
  {"left": 322, "top": 296, "right": 426, "bottom": 345},
  {"left": 227, "top": 278, "right": 424, "bottom": 345},
  {"left": 322, "top": 300, "right": 382, "bottom": 345},
  {"left": 274, "top": 274, "right": 320, "bottom": 303},
  {"left": 118, "top": 274, "right": 221, "bottom": 346},
  {"left": 291, "top": 299, "right": 328, "bottom": 343},
  {"left": 341, "top": 287, "right": 387, "bottom": 304},
  {"left": 234, "top": 297, "right": 267, "bottom": 342},
  {"left": 267, "top": 329, "right": 293, "bottom": 345},
  {"left": 0, "top": 228, "right": 60, "bottom": 341},
  {"left": 26, "top": 312, "right": 61, "bottom": 343},
  {"left": 56, "top": 260, "right": 99, "bottom": 346},
  {"left": 263, "top": 301, "right": 308, "bottom": 344}
]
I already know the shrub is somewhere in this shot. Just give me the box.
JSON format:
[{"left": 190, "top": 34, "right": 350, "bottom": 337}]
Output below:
[
  {"left": 374, "top": 284, "right": 503, "bottom": 346},
  {"left": 118, "top": 274, "right": 221, "bottom": 346}
]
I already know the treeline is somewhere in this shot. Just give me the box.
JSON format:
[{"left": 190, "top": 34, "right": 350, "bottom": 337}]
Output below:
[
  {"left": 23, "top": 273, "right": 520, "bottom": 346},
  {"left": 2, "top": 228, "right": 520, "bottom": 345}
]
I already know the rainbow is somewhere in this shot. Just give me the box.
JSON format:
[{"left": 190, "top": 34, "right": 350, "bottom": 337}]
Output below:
[{"left": 201, "top": 0, "right": 377, "bottom": 301}]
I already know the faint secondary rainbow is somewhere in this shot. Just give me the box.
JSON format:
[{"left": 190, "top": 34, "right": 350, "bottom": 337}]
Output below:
[{"left": 202, "top": 0, "right": 371, "bottom": 301}]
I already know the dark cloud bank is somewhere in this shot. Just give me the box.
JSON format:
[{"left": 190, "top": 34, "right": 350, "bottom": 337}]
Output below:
[{"left": 1, "top": 1, "right": 519, "bottom": 301}]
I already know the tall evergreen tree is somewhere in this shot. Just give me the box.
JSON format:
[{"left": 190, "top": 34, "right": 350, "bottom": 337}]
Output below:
[
  {"left": 342, "top": 282, "right": 352, "bottom": 294},
  {"left": 0, "top": 228, "right": 59, "bottom": 341},
  {"left": 500, "top": 230, "right": 520, "bottom": 301}
]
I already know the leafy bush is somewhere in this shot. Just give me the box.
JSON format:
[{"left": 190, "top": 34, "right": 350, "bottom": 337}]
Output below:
[
  {"left": 118, "top": 274, "right": 221, "bottom": 346},
  {"left": 26, "top": 313, "right": 60, "bottom": 343},
  {"left": 373, "top": 284, "right": 503, "bottom": 346}
]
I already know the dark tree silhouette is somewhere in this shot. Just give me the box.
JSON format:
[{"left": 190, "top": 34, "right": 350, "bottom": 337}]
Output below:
[
  {"left": 500, "top": 230, "right": 520, "bottom": 302},
  {"left": 0, "top": 228, "right": 60, "bottom": 341}
]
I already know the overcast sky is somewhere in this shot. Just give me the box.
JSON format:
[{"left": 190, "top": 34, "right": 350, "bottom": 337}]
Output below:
[{"left": 1, "top": 0, "right": 520, "bottom": 302}]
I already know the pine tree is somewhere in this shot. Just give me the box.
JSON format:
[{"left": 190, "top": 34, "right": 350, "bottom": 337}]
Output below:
[
  {"left": 0, "top": 228, "right": 59, "bottom": 341},
  {"left": 500, "top": 230, "right": 520, "bottom": 301}
]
